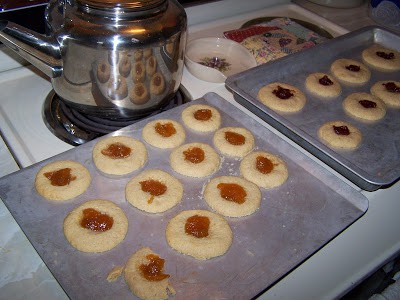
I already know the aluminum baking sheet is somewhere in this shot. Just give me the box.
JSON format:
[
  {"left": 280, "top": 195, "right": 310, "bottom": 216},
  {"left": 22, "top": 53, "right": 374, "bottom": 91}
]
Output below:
[
  {"left": 0, "top": 93, "right": 368, "bottom": 299},
  {"left": 225, "top": 25, "right": 400, "bottom": 191}
]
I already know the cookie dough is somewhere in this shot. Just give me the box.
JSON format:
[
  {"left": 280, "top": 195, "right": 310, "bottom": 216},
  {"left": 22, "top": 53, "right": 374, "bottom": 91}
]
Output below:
[
  {"left": 142, "top": 119, "right": 186, "bottom": 149},
  {"left": 107, "top": 75, "right": 128, "bottom": 100},
  {"left": 119, "top": 55, "right": 131, "bottom": 77},
  {"left": 35, "top": 160, "right": 91, "bottom": 201},
  {"left": 129, "top": 82, "right": 150, "bottom": 105},
  {"left": 124, "top": 247, "right": 175, "bottom": 300},
  {"left": 362, "top": 45, "right": 400, "bottom": 71},
  {"left": 370, "top": 81, "right": 400, "bottom": 108},
  {"left": 150, "top": 72, "right": 166, "bottom": 95},
  {"left": 146, "top": 55, "right": 157, "bottom": 77},
  {"left": 169, "top": 142, "right": 220, "bottom": 178},
  {"left": 97, "top": 61, "right": 111, "bottom": 83},
  {"left": 305, "top": 72, "right": 342, "bottom": 98},
  {"left": 240, "top": 151, "right": 289, "bottom": 189},
  {"left": 166, "top": 209, "right": 233, "bottom": 260},
  {"left": 125, "top": 169, "right": 183, "bottom": 213},
  {"left": 213, "top": 126, "right": 255, "bottom": 158},
  {"left": 203, "top": 176, "right": 261, "bottom": 217},
  {"left": 133, "top": 61, "right": 145, "bottom": 82},
  {"left": 330, "top": 58, "right": 371, "bottom": 85},
  {"left": 343, "top": 92, "right": 386, "bottom": 121},
  {"left": 181, "top": 104, "right": 221, "bottom": 133},
  {"left": 92, "top": 135, "right": 147, "bottom": 175},
  {"left": 258, "top": 82, "right": 306, "bottom": 113},
  {"left": 318, "top": 120, "right": 362, "bottom": 150},
  {"left": 63, "top": 199, "right": 128, "bottom": 253}
]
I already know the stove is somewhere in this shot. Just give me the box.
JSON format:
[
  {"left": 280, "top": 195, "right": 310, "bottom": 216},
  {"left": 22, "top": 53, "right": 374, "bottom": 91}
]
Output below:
[{"left": 1, "top": 1, "right": 400, "bottom": 300}]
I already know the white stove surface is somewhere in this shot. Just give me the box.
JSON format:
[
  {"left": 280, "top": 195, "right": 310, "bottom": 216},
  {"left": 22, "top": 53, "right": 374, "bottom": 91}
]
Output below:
[{"left": 1, "top": 1, "right": 400, "bottom": 300}]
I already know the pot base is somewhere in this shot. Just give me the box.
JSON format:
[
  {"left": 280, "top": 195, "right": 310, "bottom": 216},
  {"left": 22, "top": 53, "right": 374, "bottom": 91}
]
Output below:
[{"left": 43, "top": 89, "right": 187, "bottom": 146}]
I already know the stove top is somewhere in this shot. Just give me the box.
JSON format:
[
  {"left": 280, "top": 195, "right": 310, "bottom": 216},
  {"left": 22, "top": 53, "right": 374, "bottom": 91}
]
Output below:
[{"left": 43, "top": 89, "right": 187, "bottom": 146}]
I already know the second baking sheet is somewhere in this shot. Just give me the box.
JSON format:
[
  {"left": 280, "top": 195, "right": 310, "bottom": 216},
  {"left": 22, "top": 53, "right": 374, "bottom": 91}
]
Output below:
[{"left": 226, "top": 25, "right": 400, "bottom": 191}]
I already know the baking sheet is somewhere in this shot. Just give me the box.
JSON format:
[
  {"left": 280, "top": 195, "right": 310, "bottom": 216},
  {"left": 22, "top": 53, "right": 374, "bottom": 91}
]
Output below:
[
  {"left": 225, "top": 25, "right": 400, "bottom": 191},
  {"left": 0, "top": 93, "right": 368, "bottom": 299}
]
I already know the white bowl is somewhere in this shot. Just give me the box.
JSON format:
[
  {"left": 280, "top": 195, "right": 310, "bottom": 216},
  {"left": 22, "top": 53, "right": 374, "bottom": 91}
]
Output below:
[{"left": 185, "top": 37, "right": 257, "bottom": 83}]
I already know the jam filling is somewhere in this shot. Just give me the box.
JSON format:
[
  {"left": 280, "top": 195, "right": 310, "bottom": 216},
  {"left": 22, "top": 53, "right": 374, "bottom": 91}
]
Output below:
[
  {"left": 256, "top": 155, "right": 274, "bottom": 174},
  {"left": 333, "top": 125, "right": 350, "bottom": 136},
  {"left": 185, "top": 215, "right": 210, "bottom": 238},
  {"left": 376, "top": 51, "right": 395, "bottom": 60},
  {"left": 80, "top": 208, "right": 114, "bottom": 232},
  {"left": 359, "top": 99, "right": 377, "bottom": 108},
  {"left": 140, "top": 179, "right": 167, "bottom": 204},
  {"left": 217, "top": 182, "right": 247, "bottom": 204},
  {"left": 319, "top": 75, "right": 334, "bottom": 86},
  {"left": 194, "top": 109, "right": 212, "bottom": 121},
  {"left": 139, "top": 254, "right": 170, "bottom": 282},
  {"left": 44, "top": 168, "right": 76, "bottom": 186},
  {"left": 225, "top": 131, "right": 245, "bottom": 146},
  {"left": 383, "top": 82, "right": 400, "bottom": 93},
  {"left": 135, "top": 63, "right": 143, "bottom": 75},
  {"left": 153, "top": 75, "right": 162, "bottom": 86},
  {"left": 345, "top": 64, "right": 360, "bottom": 72},
  {"left": 155, "top": 122, "right": 176, "bottom": 137},
  {"left": 101, "top": 142, "right": 131, "bottom": 159},
  {"left": 273, "top": 85, "right": 294, "bottom": 99},
  {"left": 135, "top": 85, "right": 145, "bottom": 96},
  {"left": 183, "top": 147, "right": 205, "bottom": 164}
]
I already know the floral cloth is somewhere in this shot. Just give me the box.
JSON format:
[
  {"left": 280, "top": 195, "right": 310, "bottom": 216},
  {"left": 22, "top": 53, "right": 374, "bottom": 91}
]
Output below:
[{"left": 224, "top": 17, "right": 328, "bottom": 65}]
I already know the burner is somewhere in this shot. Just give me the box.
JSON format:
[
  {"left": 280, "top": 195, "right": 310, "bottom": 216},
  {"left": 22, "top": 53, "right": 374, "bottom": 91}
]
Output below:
[{"left": 43, "top": 90, "right": 187, "bottom": 146}]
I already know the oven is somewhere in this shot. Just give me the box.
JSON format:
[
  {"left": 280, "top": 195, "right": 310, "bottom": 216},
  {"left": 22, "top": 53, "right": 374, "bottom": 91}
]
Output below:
[{"left": 1, "top": 0, "right": 399, "bottom": 299}]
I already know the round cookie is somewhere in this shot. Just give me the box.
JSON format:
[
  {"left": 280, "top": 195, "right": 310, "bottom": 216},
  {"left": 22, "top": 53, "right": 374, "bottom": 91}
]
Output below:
[
  {"left": 305, "top": 72, "right": 342, "bottom": 98},
  {"left": 181, "top": 104, "right": 221, "bottom": 133},
  {"left": 142, "top": 119, "right": 186, "bottom": 149},
  {"left": 63, "top": 199, "right": 128, "bottom": 253},
  {"left": 362, "top": 45, "right": 400, "bottom": 71},
  {"left": 132, "top": 61, "right": 145, "bottom": 82},
  {"left": 240, "top": 151, "right": 289, "bottom": 189},
  {"left": 169, "top": 142, "right": 220, "bottom": 178},
  {"left": 150, "top": 72, "right": 166, "bottom": 95},
  {"left": 92, "top": 135, "right": 147, "bottom": 176},
  {"left": 146, "top": 55, "right": 157, "bottom": 77},
  {"left": 330, "top": 58, "right": 371, "bottom": 85},
  {"left": 318, "top": 120, "right": 362, "bottom": 150},
  {"left": 203, "top": 176, "right": 261, "bottom": 217},
  {"left": 124, "top": 247, "right": 175, "bottom": 300},
  {"left": 107, "top": 75, "right": 128, "bottom": 100},
  {"left": 118, "top": 55, "right": 131, "bottom": 77},
  {"left": 343, "top": 92, "right": 386, "bottom": 121},
  {"left": 371, "top": 81, "right": 400, "bottom": 108},
  {"left": 129, "top": 82, "right": 150, "bottom": 105},
  {"left": 125, "top": 169, "right": 183, "bottom": 213},
  {"left": 213, "top": 126, "right": 255, "bottom": 158},
  {"left": 166, "top": 209, "right": 233, "bottom": 260},
  {"left": 97, "top": 61, "right": 111, "bottom": 83},
  {"left": 257, "top": 82, "right": 306, "bottom": 113},
  {"left": 35, "top": 160, "right": 91, "bottom": 201}
]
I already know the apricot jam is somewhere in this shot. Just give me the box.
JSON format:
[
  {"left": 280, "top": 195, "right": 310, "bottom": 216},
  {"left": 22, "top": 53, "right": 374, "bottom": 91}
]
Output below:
[
  {"left": 217, "top": 183, "right": 246, "bottom": 204},
  {"left": 140, "top": 179, "right": 167, "bottom": 204},
  {"left": 194, "top": 109, "right": 212, "bottom": 121},
  {"left": 101, "top": 142, "right": 131, "bottom": 159},
  {"left": 256, "top": 155, "right": 274, "bottom": 174},
  {"left": 155, "top": 122, "right": 176, "bottom": 137},
  {"left": 183, "top": 147, "right": 205, "bottom": 163},
  {"left": 44, "top": 168, "right": 76, "bottom": 186},
  {"left": 80, "top": 208, "right": 113, "bottom": 232},
  {"left": 185, "top": 215, "right": 210, "bottom": 238},
  {"left": 140, "top": 254, "right": 170, "bottom": 282},
  {"left": 225, "top": 131, "right": 245, "bottom": 146}
]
